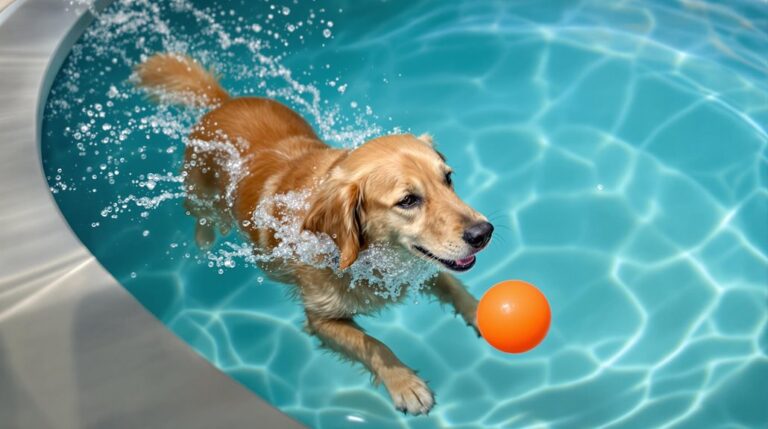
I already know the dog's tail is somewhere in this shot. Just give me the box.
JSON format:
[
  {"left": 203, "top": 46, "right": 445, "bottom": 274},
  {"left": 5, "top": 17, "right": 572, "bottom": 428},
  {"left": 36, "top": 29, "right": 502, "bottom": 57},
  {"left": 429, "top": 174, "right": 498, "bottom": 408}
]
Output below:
[{"left": 134, "top": 53, "right": 229, "bottom": 108}]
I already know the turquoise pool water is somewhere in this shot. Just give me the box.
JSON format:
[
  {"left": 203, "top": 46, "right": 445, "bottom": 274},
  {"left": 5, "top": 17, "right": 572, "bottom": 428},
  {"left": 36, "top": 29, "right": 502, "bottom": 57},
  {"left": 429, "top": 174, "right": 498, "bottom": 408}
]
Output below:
[{"left": 42, "top": 0, "right": 767, "bottom": 427}]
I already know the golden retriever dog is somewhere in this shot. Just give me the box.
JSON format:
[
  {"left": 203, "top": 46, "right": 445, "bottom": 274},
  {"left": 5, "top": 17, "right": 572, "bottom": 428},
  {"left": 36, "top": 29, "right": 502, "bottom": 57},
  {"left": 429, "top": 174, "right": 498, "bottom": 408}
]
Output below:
[{"left": 135, "top": 53, "right": 494, "bottom": 415}]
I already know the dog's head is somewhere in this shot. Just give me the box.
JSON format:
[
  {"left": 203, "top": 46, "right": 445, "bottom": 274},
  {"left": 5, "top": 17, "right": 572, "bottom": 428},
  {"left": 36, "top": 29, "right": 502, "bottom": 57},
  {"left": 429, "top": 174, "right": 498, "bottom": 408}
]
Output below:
[{"left": 303, "top": 134, "right": 493, "bottom": 270}]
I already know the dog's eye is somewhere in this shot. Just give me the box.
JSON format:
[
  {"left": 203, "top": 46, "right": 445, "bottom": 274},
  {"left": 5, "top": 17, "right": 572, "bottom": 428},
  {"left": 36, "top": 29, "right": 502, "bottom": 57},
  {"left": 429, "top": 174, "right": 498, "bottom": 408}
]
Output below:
[
  {"left": 445, "top": 171, "right": 453, "bottom": 186},
  {"left": 396, "top": 194, "right": 422, "bottom": 209}
]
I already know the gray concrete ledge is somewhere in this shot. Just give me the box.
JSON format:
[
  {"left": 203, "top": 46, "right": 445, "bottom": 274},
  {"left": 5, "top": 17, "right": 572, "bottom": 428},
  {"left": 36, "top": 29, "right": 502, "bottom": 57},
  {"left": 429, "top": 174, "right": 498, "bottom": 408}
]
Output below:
[{"left": 0, "top": 0, "right": 305, "bottom": 427}]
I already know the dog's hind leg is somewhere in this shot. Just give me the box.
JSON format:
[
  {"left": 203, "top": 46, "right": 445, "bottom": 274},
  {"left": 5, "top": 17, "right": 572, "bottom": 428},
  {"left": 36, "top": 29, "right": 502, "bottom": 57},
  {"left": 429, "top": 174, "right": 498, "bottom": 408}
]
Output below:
[
  {"left": 184, "top": 197, "right": 216, "bottom": 249},
  {"left": 183, "top": 147, "right": 231, "bottom": 249}
]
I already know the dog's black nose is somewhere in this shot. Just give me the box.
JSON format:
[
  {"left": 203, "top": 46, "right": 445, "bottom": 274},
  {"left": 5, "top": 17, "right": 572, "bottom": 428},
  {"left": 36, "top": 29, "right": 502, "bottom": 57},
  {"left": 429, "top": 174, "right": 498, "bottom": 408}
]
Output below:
[{"left": 463, "top": 221, "right": 494, "bottom": 249}]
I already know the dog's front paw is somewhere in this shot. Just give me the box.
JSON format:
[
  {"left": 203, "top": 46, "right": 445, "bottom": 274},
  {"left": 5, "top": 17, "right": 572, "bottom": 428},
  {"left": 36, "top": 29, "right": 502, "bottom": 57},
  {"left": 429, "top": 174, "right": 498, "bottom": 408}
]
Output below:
[{"left": 383, "top": 369, "right": 434, "bottom": 416}]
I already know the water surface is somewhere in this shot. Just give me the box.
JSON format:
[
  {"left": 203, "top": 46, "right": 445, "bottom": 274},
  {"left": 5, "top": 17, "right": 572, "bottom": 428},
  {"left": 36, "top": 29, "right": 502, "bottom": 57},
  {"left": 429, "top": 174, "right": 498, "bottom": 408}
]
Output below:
[{"left": 42, "top": 0, "right": 767, "bottom": 427}]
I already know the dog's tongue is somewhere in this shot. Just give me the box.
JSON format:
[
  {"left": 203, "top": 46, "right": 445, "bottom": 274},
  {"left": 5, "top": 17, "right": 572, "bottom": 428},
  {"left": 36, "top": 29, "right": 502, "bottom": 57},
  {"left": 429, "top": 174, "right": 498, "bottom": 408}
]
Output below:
[{"left": 455, "top": 255, "right": 476, "bottom": 267}]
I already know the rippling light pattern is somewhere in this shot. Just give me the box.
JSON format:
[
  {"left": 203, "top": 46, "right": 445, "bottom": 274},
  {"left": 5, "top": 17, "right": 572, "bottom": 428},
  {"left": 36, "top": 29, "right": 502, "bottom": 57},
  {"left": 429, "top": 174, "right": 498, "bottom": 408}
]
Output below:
[{"left": 42, "top": 0, "right": 766, "bottom": 427}]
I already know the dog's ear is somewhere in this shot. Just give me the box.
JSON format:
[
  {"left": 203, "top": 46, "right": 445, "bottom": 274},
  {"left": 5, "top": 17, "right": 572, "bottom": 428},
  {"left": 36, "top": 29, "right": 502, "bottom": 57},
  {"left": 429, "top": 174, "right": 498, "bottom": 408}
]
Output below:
[
  {"left": 416, "top": 133, "right": 434, "bottom": 146},
  {"left": 302, "top": 179, "right": 364, "bottom": 269}
]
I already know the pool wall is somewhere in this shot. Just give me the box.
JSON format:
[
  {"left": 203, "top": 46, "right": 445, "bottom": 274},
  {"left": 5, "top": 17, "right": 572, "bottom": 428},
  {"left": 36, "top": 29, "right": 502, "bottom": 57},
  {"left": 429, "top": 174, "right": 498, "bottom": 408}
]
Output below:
[{"left": 0, "top": 0, "right": 303, "bottom": 427}]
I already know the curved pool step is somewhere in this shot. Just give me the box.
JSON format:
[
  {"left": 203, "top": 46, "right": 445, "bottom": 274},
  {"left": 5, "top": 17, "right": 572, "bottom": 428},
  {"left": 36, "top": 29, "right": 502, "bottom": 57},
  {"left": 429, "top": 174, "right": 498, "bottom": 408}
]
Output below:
[{"left": 0, "top": 0, "right": 304, "bottom": 427}]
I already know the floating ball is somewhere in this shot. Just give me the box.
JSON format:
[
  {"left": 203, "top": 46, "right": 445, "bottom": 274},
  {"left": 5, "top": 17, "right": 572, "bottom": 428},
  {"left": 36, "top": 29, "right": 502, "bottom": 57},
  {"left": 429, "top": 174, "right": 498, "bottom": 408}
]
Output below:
[{"left": 477, "top": 280, "right": 551, "bottom": 353}]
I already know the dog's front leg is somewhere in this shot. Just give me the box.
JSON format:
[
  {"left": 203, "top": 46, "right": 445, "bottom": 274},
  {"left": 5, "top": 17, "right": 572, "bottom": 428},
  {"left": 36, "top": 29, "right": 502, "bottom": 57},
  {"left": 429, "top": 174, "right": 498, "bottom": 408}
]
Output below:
[
  {"left": 424, "top": 272, "right": 480, "bottom": 335},
  {"left": 305, "top": 312, "right": 434, "bottom": 415}
]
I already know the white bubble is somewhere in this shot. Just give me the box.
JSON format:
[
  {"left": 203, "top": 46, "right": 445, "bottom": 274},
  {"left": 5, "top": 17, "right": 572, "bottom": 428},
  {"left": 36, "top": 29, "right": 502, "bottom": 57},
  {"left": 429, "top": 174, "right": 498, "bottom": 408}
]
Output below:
[{"left": 106, "top": 85, "right": 119, "bottom": 98}]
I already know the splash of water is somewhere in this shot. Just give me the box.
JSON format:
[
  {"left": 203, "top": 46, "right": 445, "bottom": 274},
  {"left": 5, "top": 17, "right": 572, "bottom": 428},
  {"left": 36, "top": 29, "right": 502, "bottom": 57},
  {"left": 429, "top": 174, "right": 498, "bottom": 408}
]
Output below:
[
  {"left": 247, "top": 190, "right": 439, "bottom": 299},
  {"left": 195, "top": 177, "right": 439, "bottom": 300},
  {"left": 47, "top": 0, "right": 435, "bottom": 298}
]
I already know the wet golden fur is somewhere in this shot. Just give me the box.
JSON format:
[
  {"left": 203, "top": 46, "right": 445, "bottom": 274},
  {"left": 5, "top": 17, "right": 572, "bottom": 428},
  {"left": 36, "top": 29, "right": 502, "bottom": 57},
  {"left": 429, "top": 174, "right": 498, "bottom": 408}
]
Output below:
[{"left": 135, "top": 53, "right": 491, "bottom": 415}]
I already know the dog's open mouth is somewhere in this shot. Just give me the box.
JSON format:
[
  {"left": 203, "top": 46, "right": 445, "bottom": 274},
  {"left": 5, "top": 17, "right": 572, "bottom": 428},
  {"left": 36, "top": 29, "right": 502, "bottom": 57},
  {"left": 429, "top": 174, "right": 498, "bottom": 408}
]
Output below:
[{"left": 413, "top": 245, "right": 477, "bottom": 272}]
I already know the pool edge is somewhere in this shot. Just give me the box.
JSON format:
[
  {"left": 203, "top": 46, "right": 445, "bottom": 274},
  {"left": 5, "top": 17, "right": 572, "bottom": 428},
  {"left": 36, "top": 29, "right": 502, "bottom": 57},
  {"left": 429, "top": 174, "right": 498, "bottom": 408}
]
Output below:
[{"left": 0, "top": 0, "right": 306, "bottom": 427}]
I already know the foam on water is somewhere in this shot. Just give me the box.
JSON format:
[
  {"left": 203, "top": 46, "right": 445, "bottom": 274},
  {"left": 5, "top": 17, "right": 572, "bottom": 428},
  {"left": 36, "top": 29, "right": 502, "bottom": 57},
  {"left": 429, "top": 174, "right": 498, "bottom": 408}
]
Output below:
[{"left": 42, "top": 0, "right": 767, "bottom": 428}]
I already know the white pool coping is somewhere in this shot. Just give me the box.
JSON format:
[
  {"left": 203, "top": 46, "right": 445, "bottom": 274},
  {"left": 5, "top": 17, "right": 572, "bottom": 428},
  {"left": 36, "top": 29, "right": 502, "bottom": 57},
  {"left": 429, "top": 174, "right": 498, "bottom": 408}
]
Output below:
[{"left": 0, "top": 1, "right": 305, "bottom": 427}]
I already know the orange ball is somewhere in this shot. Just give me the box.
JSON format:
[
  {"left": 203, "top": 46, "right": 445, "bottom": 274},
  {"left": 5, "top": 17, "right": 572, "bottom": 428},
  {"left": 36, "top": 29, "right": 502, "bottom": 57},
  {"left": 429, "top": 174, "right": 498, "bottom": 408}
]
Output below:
[{"left": 477, "top": 280, "right": 551, "bottom": 353}]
